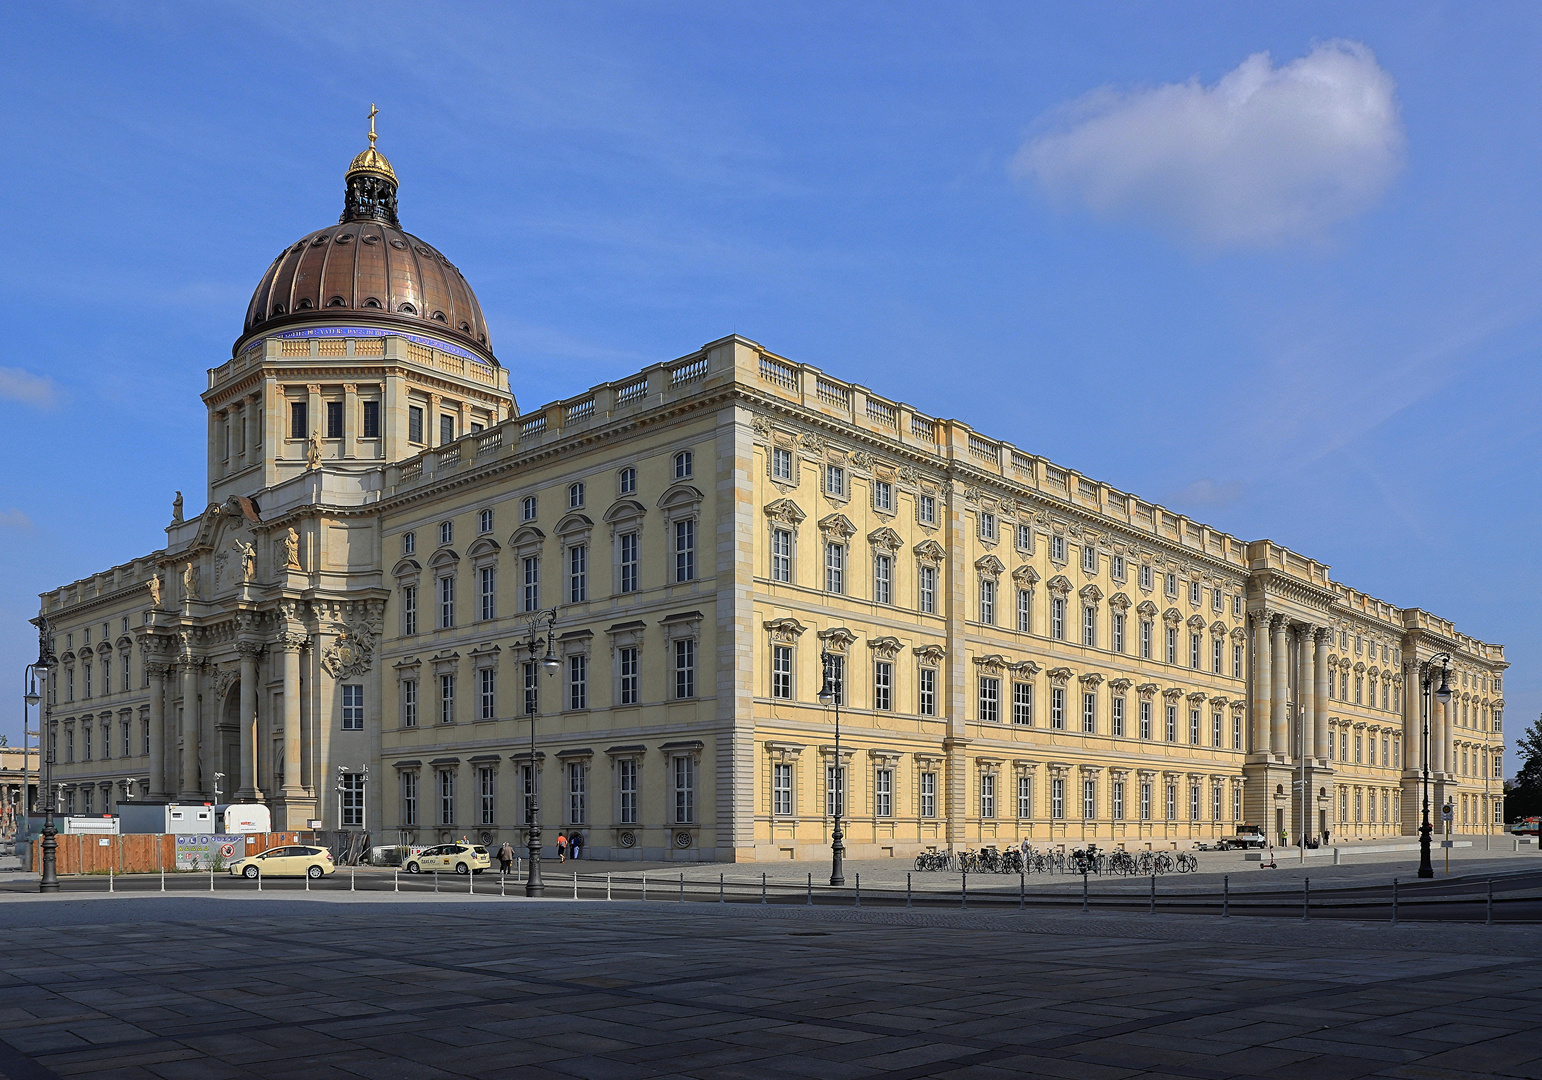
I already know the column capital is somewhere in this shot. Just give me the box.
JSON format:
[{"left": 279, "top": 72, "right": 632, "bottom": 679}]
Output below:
[
  {"left": 235, "top": 640, "right": 266, "bottom": 660},
  {"left": 274, "top": 632, "right": 309, "bottom": 653}
]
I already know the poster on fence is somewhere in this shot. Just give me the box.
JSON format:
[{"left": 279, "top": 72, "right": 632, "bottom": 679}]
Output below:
[{"left": 175, "top": 834, "right": 246, "bottom": 870}]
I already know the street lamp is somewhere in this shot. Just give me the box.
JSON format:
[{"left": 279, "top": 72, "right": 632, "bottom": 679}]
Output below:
[
  {"left": 817, "top": 649, "right": 846, "bottom": 887},
  {"left": 519, "top": 609, "right": 560, "bottom": 897},
  {"left": 21, "top": 665, "right": 41, "bottom": 848},
  {"left": 1418, "top": 653, "right": 1453, "bottom": 880}
]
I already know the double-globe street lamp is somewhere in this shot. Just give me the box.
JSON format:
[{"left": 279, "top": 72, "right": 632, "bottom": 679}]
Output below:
[
  {"left": 1418, "top": 653, "right": 1453, "bottom": 880},
  {"left": 30, "top": 617, "right": 57, "bottom": 893},
  {"left": 817, "top": 649, "right": 846, "bottom": 888},
  {"left": 519, "top": 608, "right": 561, "bottom": 897}
]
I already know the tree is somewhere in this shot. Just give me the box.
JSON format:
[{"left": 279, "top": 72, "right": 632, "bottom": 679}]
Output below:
[{"left": 1503, "top": 713, "right": 1542, "bottom": 820}]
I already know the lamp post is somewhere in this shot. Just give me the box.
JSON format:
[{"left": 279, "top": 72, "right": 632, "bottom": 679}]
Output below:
[
  {"left": 519, "top": 609, "right": 560, "bottom": 897},
  {"left": 21, "top": 664, "right": 41, "bottom": 847},
  {"left": 1418, "top": 653, "right": 1452, "bottom": 880},
  {"left": 817, "top": 649, "right": 846, "bottom": 887}
]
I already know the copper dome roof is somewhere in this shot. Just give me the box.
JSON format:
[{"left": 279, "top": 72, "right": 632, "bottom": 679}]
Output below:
[{"left": 235, "top": 128, "right": 495, "bottom": 364}]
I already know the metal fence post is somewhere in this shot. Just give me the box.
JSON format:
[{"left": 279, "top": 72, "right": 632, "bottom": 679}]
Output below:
[
  {"left": 907, "top": 871, "right": 912, "bottom": 909},
  {"left": 470, "top": 870, "right": 474, "bottom": 896},
  {"left": 1222, "top": 874, "right": 1228, "bottom": 918},
  {"left": 642, "top": 872, "right": 647, "bottom": 902},
  {"left": 351, "top": 869, "right": 355, "bottom": 892},
  {"left": 501, "top": 873, "right": 506, "bottom": 898},
  {"left": 761, "top": 872, "right": 766, "bottom": 905},
  {"left": 1082, "top": 873, "right": 1089, "bottom": 912},
  {"left": 573, "top": 873, "right": 578, "bottom": 901},
  {"left": 961, "top": 869, "right": 967, "bottom": 910},
  {"left": 1486, "top": 879, "right": 1493, "bottom": 925},
  {"left": 855, "top": 873, "right": 860, "bottom": 908},
  {"left": 806, "top": 872, "right": 812, "bottom": 906},
  {"left": 394, "top": 868, "right": 398, "bottom": 893},
  {"left": 679, "top": 872, "right": 683, "bottom": 902},
  {"left": 1392, "top": 877, "right": 1398, "bottom": 925},
  {"left": 109, "top": 865, "right": 113, "bottom": 894},
  {"left": 211, "top": 863, "right": 215, "bottom": 892},
  {"left": 719, "top": 873, "right": 724, "bottom": 904},
  {"left": 434, "top": 872, "right": 439, "bottom": 894},
  {"left": 1149, "top": 872, "right": 1155, "bottom": 915},
  {"left": 1302, "top": 877, "right": 1309, "bottom": 921},
  {"left": 160, "top": 866, "right": 165, "bottom": 892},
  {"left": 607, "top": 873, "right": 612, "bottom": 901}
]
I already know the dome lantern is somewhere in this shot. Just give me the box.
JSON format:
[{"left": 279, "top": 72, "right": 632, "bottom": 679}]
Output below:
[{"left": 341, "top": 104, "right": 399, "bottom": 226}]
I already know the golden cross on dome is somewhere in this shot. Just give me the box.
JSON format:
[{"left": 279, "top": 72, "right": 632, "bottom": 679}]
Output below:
[{"left": 367, "top": 103, "right": 378, "bottom": 149}]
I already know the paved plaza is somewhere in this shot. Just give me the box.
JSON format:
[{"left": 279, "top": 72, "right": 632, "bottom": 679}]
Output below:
[{"left": 1, "top": 871, "right": 1541, "bottom": 1080}]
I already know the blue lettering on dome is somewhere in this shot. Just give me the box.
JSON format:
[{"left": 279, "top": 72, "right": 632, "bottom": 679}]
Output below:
[{"left": 273, "top": 326, "right": 487, "bottom": 364}]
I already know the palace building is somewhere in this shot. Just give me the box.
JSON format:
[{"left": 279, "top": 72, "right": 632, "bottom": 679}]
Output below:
[{"left": 32, "top": 129, "right": 1509, "bottom": 862}]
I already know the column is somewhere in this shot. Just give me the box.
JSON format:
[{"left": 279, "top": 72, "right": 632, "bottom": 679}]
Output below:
[
  {"left": 342, "top": 382, "right": 357, "bottom": 460},
  {"left": 237, "top": 644, "right": 260, "bottom": 800},
  {"left": 1251, "top": 611, "right": 1272, "bottom": 755},
  {"left": 1299, "top": 628, "right": 1316, "bottom": 762},
  {"left": 280, "top": 635, "right": 305, "bottom": 797},
  {"left": 383, "top": 371, "right": 404, "bottom": 463},
  {"left": 179, "top": 659, "right": 201, "bottom": 799},
  {"left": 146, "top": 661, "right": 167, "bottom": 797},
  {"left": 1270, "top": 616, "right": 1289, "bottom": 758},
  {"left": 1313, "top": 630, "right": 1329, "bottom": 764},
  {"left": 1429, "top": 695, "right": 1445, "bottom": 779},
  {"left": 428, "top": 393, "right": 443, "bottom": 446}
]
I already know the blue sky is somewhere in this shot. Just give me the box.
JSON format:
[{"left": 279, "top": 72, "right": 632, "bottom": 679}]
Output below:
[{"left": 1, "top": 3, "right": 1536, "bottom": 770}]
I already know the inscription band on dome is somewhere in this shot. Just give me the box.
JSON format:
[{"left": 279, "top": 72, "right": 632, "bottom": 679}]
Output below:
[{"left": 274, "top": 326, "right": 487, "bottom": 365}]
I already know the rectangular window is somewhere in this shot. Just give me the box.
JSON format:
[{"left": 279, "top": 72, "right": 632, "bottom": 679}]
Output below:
[
  {"left": 479, "top": 567, "right": 496, "bottom": 621},
  {"left": 1083, "top": 779, "right": 1096, "bottom": 820},
  {"left": 1051, "top": 535, "right": 1066, "bottom": 562},
  {"left": 1141, "top": 620, "right": 1152, "bottom": 659},
  {"left": 1233, "top": 786, "right": 1241, "bottom": 821},
  {"left": 1082, "top": 545, "right": 1096, "bottom": 573},
  {"left": 438, "top": 769, "right": 455, "bottom": 826},
  {"left": 773, "top": 763, "right": 793, "bottom": 816},
  {"left": 439, "top": 575, "right": 455, "bottom": 629},
  {"left": 408, "top": 405, "right": 424, "bottom": 444},
  {"left": 401, "top": 771, "right": 418, "bottom": 826},
  {"left": 568, "top": 544, "right": 587, "bottom": 603},
  {"left": 569, "top": 654, "right": 588, "bottom": 710},
  {"left": 874, "top": 554, "right": 892, "bottom": 605},
  {"left": 619, "top": 759, "right": 639, "bottom": 823},
  {"left": 439, "top": 520, "right": 453, "bottom": 546},
  {"left": 362, "top": 400, "right": 380, "bottom": 439},
  {"left": 1213, "top": 588, "right": 1223, "bottom": 613},
  {"left": 824, "top": 655, "right": 845, "bottom": 706},
  {"left": 1017, "top": 523, "right": 1032, "bottom": 551},
  {"left": 618, "top": 466, "right": 636, "bottom": 494},
  {"left": 978, "top": 676, "right": 1000, "bottom": 723},
  {"left": 874, "top": 480, "right": 892, "bottom": 512},
  {"left": 569, "top": 482, "right": 585, "bottom": 509},
  {"left": 1017, "top": 589, "right": 1031, "bottom": 633},
  {"left": 1190, "top": 786, "right": 1201, "bottom": 821},
  {"left": 479, "top": 668, "right": 496, "bottom": 720},
  {"left": 1112, "top": 612, "right": 1124, "bottom": 653},
  {"left": 477, "top": 766, "right": 496, "bottom": 826},
  {"left": 1050, "top": 687, "right": 1065, "bottom": 730},
  {"left": 1082, "top": 605, "right": 1096, "bottom": 647},
  {"left": 1165, "top": 704, "right": 1177, "bottom": 742},
  {"left": 1141, "top": 781, "right": 1152, "bottom": 821},
  {"left": 918, "top": 565, "right": 936, "bottom": 614},
  {"left": 1166, "top": 784, "right": 1176, "bottom": 821},
  {"left": 1051, "top": 597, "right": 1065, "bottom": 640},
  {"left": 918, "top": 667, "right": 937, "bottom": 717},
  {"left": 674, "top": 451, "right": 693, "bottom": 479},
  {"left": 1190, "top": 633, "right": 1201, "bottom": 669},
  {"left": 675, "top": 519, "right": 696, "bottom": 581},
  {"left": 1189, "top": 581, "right": 1201, "bottom": 605},
  {"left": 1112, "top": 696, "right": 1125, "bottom": 737},
  {"left": 1212, "top": 638, "right": 1222, "bottom": 675},
  {"left": 1212, "top": 711, "right": 1222, "bottom": 747},
  {"left": 1189, "top": 707, "right": 1200, "bottom": 745},
  {"left": 674, "top": 639, "right": 696, "bottom": 699},
  {"left": 1082, "top": 691, "right": 1096, "bottom": 733},
  {"left": 918, "top": 494, "right": 935, "bottom": 525},
  {"left": 825, "top": 543, "right": 845, "bottom": 594},
  {"left": 1166, "top": 626, "right": 1177, "bottom": 664},
  {"left": 874, "top": 768, "right": 893, "bottom": 817},
  {"left": 83, "top": 724, "right": 92, "bottom": 761},
  {"left": 1018, "top": 775, "right": 1033, "bottom": 818},
  {"left": 523, "top": 662, "right": 538, "bottom": 716},
  {"left": 771, "top": 529, "right": 792, "bottom": 583},
  {"left": 402, "top": 679, "right": 418, "bottom": 727},
  {"left": 1233, "top": 644, "right": 1243, "bottom": 679},
  {"left": 771, "top": 645, "right": 793, "bottom": 699},
  {"left": 122, "top": 720, "right": 130, "bottom": 757},
  {"left": 1112, "top": 554, "right": 1125, "bottom": 579},
  {"left": 980, "top": 773, "right": 996, "bottom": 819},
  {"left": 440, "top": 414, "right": 455, "bottom": 444},
  {"left": 341, "top": 684, "right": 364, "bottom": 730},
  {"left": 920, "top": 772, "right": 936, "bottom": 818},
  {"left": 1233, "top": 713, "right": 1242, "bottom": 749},
  {"left": 1012, "top": 682, "right": 1032, "bottom": 726},
  {"left": 439, "top": 674, "right": 455, "bottom": 724},
  {"left": 979, "top": 512, "right": 997, "bottom": 541},
  {"left": 619, "top": 646, "right": 639, "bottom": 705},
  {"left": 326, "top": 400, "right": 343, "bottom": 439},
  {"left": 519, "top": 764, "right": 537, "bottom": 825},
  {"left": 825, "top": 464, "right": 845, "bottom": 496},
  {"left": 772, "top": 446, "right": 793, "bottom": 480},
  {"left": 825, "top": 765, "right": 845, "bottom": 818},
  {"left": 1140, "top": 564, "right": 1153, "bottom": 590},
  {"left": 567, "top": 762, "right": 587, "bottom": 825},
  {"left": 478, "top": 508, "right": 493, "bottom": 534},
  {"left": 403, "top": 531, "right": 416, "bottom": 556},
  {"left": 522, "top": 495, "right": 538, "bottom": 521},
  {"left": 673, "top": 756, "right": 695, "bottom": 823},
  {"left": 874, "top": 661, "right": 893, "bottom": 711},
  {"left": 1113, "top": 780, "right": 1125, "bottom": 821},
  {"left": 980, "top": 579, "right": 995, "bottom": 624},
  {"left": 1051, "top": 777, "right": 1064, "bottom": 820},
  {"left": 523, "top": 557, "right": 540, "bottom": 612},
  {"left": 619, "top": 532, "right": 639, "bottom": 593},
  {"left": 290, "top": 401, "right": 308, "bottom": 439}
]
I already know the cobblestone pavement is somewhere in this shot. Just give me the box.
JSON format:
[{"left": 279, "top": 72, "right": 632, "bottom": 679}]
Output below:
[{"left": 1, "top": 895, "right": 1540, "bottom": 1079}]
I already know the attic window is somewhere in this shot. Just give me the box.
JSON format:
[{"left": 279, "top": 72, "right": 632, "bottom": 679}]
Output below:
[
  {"left": 432, "top": 311, "right": 447, "bottom": 322},
  {"left": 327, "top": 296, "right": 347, "bottom": 308},
  {"left": 271, "top": 303, "right": 286, "bottom": 316},
  {"left": 458, "top": 321, "right": 471, "bottom": 332},
  {"left": 398, "top": 303, "right": 417, "bottom": 315},
  {"left": 364, "top": 297, "right": 382, "bottom": 309},
  {"left": 297, "top": 298, "right": 313, "bottom": 310}
]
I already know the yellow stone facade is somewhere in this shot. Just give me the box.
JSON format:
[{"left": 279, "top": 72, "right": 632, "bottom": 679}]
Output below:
[{"left": 31, "top": 151, "right": 1508, "bottom": 861}]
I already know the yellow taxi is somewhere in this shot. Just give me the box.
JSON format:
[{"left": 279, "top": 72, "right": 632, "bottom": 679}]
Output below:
[
  {"left": 405, "top": 843, "right": 491, "bottom": 876},
  {"left": 230, "top": 845, "right": 336, "bottom": 880}
]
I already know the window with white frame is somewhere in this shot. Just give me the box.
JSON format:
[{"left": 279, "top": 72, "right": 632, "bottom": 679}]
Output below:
[
  {"left": 1051, "top": 777, "right": 1065, "bottom": 819},
  {"left": 1233, "top": 643, "right": 1243, "bottom": 679},
  {"left": 979, "top": 676, "right": 1000, "bottom": 723},
  {"left": 918, "top": 564, "right": 936, "bottom": 614},
  {"left": 1190, "top": 785, "right": 1200, "bottom": 821},
  {"left": 874, "top": 661, "right": 893, "bottom": 711},
  {"left": 521, "top": 763, "right": 538, "bottom": 825},
  {"left": 1189, "top": 707, "right": 1200, "bottom": 744},
  {"left": 979, "top": 512, "right": 997, "bottom": 541},
  {"left": 1082, "top": 691, "right": 1096, "bottom": 733},
  {"left": 980, "top": 578, "right": 996, "bottom": 624},
  {"left": 568, "top": 482, "right": 585, "bottom": 509},
  {"left": 568, "top": 544, "right": 587, "bottom": 603},
  {"left": 567, "top": 761, "right": 587, "bottom": 824},
  {"left": 771, "top": 528, "right": 792, "bottom": 583},
  {"left": 402, "top": 678, "right": 418, "bottom": 727},
  {"left": 479, "top": 566, "right": 496, "bottom": 621},
  {"left": 1140, "top": 701, "right": 1152, "bottom": 739},
  {"left": 1189, "top": 580, "right": 1201, "bottom": 606},
  {"left": 1018, "top": 775, "right": 1033, "bottom": 818},
  {"left": 920, "top": 772, "right": 936, "bottom": 817},
  {"left": 1082, "top": 545, "right": 1096, "bottom": 572},
  {"left": 478, "top": 508, "right": 494, "bottom": 534},
  {"left": 402, "top": 583, "right": 417, "bottom": 635},
  {"left": 401, "top": 771, "right": 418, "bottom": 826},
  {"left": 1017, "top": 589, "right": 1031, "bottom": 633},
  {"left": 1112, "top": 554, "right": 1125, "bottom": 580},
  {"left": 773, "top": 763, "right": 793, "bottom": 816},
  {"left": 1051, "top": 535, "right": 1066, "bottom": 562},
  {"left": 1012, "top": 681, "right": 1032, "bottom": 726},
  {"left": 618, "top": 466, "right": 636, "bottom": 494},
  {"left": 874, "top": 553, "right": 892, "bottom": 604},
  {"left": 479, "top": 668, "right": 496, "bottom": 720},
  {"left": 1166, "top": 783, "right": 1176, "bottom": 820},
  {"left": 1141, "top": 619, "right": 1152, "bottom": 659},
  {"left": 674, "top": 450, "right": 693, "bottom": 479},
  {"left": 1165, "top": 625, "right": 1177, "bottom": 664},
  {"left": 918, "top": 667, "right": 937, "bottom": 716},
  {"left": 521, "top": 495, "right": 538, "bottom": 521},
  {"left": 479, "top": 766, "right": 496, "bottom": 825},
  {"left": 873, "top": 480, "right": 892, "bottom": 512},
  {"left": 825, "top": 542, "right": 845, "bottom": 594},
  {"left": 674, "top": 639, "right": 696, "bottom": 698},
  {"left": 1051, "top": 597, "right": 1065, "bottom": 640},
  {"left": 771, "top": 446, "right": 792, "bottom": 481},
  {"left": 1112, "top": 695, "right": 1125, "bottom": 736},
  {"left": 403, "top": 531, "right": 416, "bottom": 555},
  {"left": 1141, "top": 780, "right": 1152, "bottom": 820},
  {"left": 440, "top": 673, "right": 455, "bottom": 724},
  {"left": 1112, "top": 612, "right": 1125, "bottom": 653},
  {"left": 618, "top": 646, "right": 639, "bottom": 705},
  {"left": 1233, "top": 713, "right": 1242, "bottom": 749},
  {"left": 874, "top": 767, "right": 893, "bottom": 817},
  {"left": 439, "top": 575, "right": 455, "bottom": 629},
  {"left": 619, "top": 758, "right": 639, "bottom": 823},
  {"left": 918, "top": 493, "right": 936, "bottom": 525},
  {"left": 1050, "top": 686, "right": 1065, "bottom": 730},
  {"left": 1016, "top": 523, "right": 1032, "bottom": 551},
  {"left": 1113, "top": 779, "right": 1125, "bottom": 820},
  {"left": 1190, "top": 632, "right": 1201, "bottom": 669},
  {"left": 825, "top": 764, "right": 844, "bottom": 818},
  {"left": 1082, "top": 605, "right": 1096, "bottom": 647},
  {"left": 772, "top": 645, "right": 793, "bottom": 699},
  {"left": 1165, "top": 703, "right": 1176, "bottom": 741},
  {"left": 619, "top": 531, "right": 639, "bottom": 593},
  {"left": 523, "top": 662, "right": 539, "bottom": 716},
  {"left": 1083, "top": 778, "right": 1096, "bottom": 819},
  {"left": 569, "top": 654, "right": 588, "bottom": 710},
  {"left": 438, "top": 520, "right": 453, "bottom": 546},
  {"left": 522, "top": 557, "right": 540, "bottom": 611},
  {"left": 675, "top": 519, "right": 696, "bottom": 581},
  {"left": 342, "top": 684, "right": 364, "bottom": 730},
  {"left": 825, "top": 464, "right": 845, "bottom": 497},
  {"left": 675, "top": 756, "right": 700, "bottom": 820},
  {"left": 438, "top": 769, "right": 455, "bottom": 826}
]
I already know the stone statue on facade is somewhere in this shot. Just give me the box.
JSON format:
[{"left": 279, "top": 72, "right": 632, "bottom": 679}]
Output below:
[
  {"left": 172, "top": 491, "right": 183, "bottom": 523},
  {"left": 237, "top": 541, "right": 257, "bottom": 582},
  {"left": 147, "top": 574, "right": 162, "bottom": 607},
  {"left": 307, "top": 431, "right": 322, "bottom": 469},
  {"left": 279, "top": 527, "right": 301, "bottom": 570},
  {"left": 182, "top": 561, "right": 198, "bottom": 601}
]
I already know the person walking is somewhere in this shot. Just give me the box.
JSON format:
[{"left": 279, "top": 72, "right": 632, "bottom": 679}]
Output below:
[
  {"left": 557, "top": 832, "right": 568, "bottom": 863},
  {"left": 496, "top": 841, "right": 514, "bottom": 875},
  {"left": 570, "top": 831, "right": 583, "bottom": 860}
]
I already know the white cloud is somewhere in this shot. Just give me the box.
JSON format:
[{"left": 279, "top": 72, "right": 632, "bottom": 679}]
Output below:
[
  {"left": 1015, "top": 41, "right": 1404, "bottom": 247},
  {"left": 0, "top": 366, "right": 59, "bottom": 408},
  {"left": 0, "top": 509, "right": 34, "bottom": 531},
  {"left": 1172, "top": 478, "right": 1244, "bottom": 508}
]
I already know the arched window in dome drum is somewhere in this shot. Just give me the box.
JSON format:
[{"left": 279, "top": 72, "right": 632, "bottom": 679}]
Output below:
[
  {"left": 328, "top": 296, "right": 346, "bottom": 308},
  {"left": 364, "top": 298, "right": 381, "bottom": 309},
  {"left": 432, "top": 311, "right": 447, "bottom": 322},
  {"left": 398, "top": 303, "right": 416, "bottom": 314}
]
